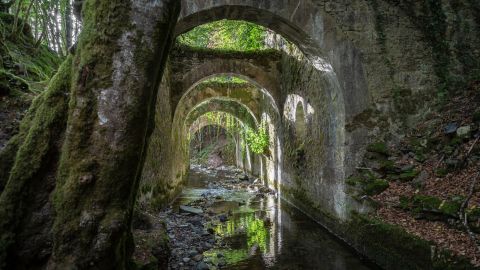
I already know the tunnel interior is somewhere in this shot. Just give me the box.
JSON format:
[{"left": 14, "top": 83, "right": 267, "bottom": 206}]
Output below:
[{"left": 139, "top": 13, "right": 350, "bottom": 221}]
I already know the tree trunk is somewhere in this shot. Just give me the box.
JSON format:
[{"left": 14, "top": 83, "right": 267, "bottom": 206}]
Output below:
[
  {"left": 0, "top": 0, "right": 180, "bottom": 269},
  {"left": 0, "top": 56, "right": 73, "bottom": 270},
  {"left": 49, "top": 0, "right": 180, "bottom": 269},
  {"left": 64, "top": 0, "right": 72, "bottom": 50}
]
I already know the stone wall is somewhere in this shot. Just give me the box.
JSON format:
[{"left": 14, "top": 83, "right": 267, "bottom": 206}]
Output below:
[
  {"left": 139, "top": 0, "right": 480, "bottom": 267},
  {"left": 140, "top": 64, "right": 181, "bottom": 209}
]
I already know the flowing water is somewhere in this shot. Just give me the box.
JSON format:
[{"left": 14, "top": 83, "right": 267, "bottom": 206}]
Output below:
[{"left": 171, "top": 166, "right": 378, "bottom": 270}]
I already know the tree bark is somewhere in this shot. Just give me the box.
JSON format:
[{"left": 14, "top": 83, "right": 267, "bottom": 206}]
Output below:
[
  {"left": 64, "top": 0, "right": 73, "bottom": 50},
  {"left": 0, "top": 0, "right": 180, "bottom": 269},
  {"left": 49, "top": 0, "right": 180, "bottom": 269},
  {"left": 0, "top": 56, "right": 73, "bottom": 270}
]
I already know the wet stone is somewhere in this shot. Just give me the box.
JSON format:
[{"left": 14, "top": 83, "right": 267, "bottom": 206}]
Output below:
[
  {"left": 163, "top": 164, "right": 374, "bottom": 269},
  {"left": 180, "top": 205, "right": 204, "bottom": 215},
  {"left": 196, "top": 261, "right": 209, "bottom": 270},
  {"left": 193, "top": 254, "right": 203, "bottom": 261}
]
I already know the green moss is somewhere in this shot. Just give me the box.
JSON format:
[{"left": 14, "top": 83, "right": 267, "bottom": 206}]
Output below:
[
  {"left": 379, "top": 159, "right": 395, "bottom": 172},
  {"left": 346, "top": 176, "right": 362, "bottom": 186},
  {"left": 398, "top": 169, "right": 419, "bottom": 182},
  {"left": 0, "top": 55, "right": 72, "bottom": 267},
  {"left": 400, "top": 194, "right": 461, "bottom": 217},
  {"left": 435, "top": 168, "right": 448, "bottom": 177},
  {"left": 366, "top": 142, "right": 389, "bottom": 156},
  {"left": 439, "top": 198, "right": 462, "bottom": 217},
  {"left": 173, "top": 43, "right": 281, "bottom": 59},
  {"left": 346, "top": 174, "right": 389, "bottom": 196},
  {"left": 195, "top": 81, "right": 252, "bottom": 91},
  {"left": 0, "top": 12, "right": 61, "bottom": 87},
  {"left": 411, "top": 195, "right": 442, "bottom": 212},
  {"left": 363, "top": 179, "right": 389, "bottom": 196}
]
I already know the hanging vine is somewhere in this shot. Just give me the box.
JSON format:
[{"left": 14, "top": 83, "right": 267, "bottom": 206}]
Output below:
[{"left": 244, "top": 119, "right": 270, "bottom": 155}]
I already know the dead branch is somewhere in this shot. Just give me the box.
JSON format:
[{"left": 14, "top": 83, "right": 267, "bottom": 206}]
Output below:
[{"left": 459, "top": 171, "right": 480, "bottom": 253}]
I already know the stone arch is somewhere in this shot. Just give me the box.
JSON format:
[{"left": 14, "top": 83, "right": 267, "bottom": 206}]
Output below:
[
  {"left": 170, "top": 3, "right": 356, "bottom": 219},
  {"left": 184, "top": 100, "right": 258, "bottom": 133},
  {"left": 172, "top": 98, "right": 262, "bottom": 180},
  {"left": 169, "top": 47, "right": 282, "bottom": 112},
  {"left": 176, "top": 1, "right": 337, "bottom": 57},
  {"left": 188, "top": 114, "right": 254, "bottom": 173},
  {"left": 173, "top": 77, "right": 280, "bottom": 126},
  {"left": 188, "top": 121, "right": 239, "bottom": 167},
  {"left": 189, "top": 113, "right": 246, "bottom": 141}
]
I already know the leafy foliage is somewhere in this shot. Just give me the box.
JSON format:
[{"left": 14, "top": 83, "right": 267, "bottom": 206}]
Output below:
[
  {"left": 177, "top": 19, "right": 267, "bottom": 51},
  {"left": 244, "top": 120, "right": 269, "bottom": 155},
  {"left": 4, "top": 0, "right": 81, "bottom": 56},
  {"left": 203, "top": 76, "right": 248, "bottom": 84}
]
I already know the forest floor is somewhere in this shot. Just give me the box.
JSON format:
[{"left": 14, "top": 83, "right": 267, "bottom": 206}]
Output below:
[{"left": 366, "top": 81, "right": 480, "bottom": 266}]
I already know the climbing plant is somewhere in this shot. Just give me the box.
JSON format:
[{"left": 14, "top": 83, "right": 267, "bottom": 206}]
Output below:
[{"left": 244, "top": 120, "right": 269, "bottom": 155}]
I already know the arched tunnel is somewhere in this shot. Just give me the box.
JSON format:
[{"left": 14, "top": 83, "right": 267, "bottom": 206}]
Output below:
[{"left": 1, "top": 0, "right": 480, "bottom": 269}]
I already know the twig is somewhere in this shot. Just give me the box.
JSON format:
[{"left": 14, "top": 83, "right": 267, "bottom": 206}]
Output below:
[
  {"left": 435, "top": 154, "right": 445, "bottom": 169},
  {"left": 466, "top": 137, "right": 480, "bottom": 158},
  {"left": 459, "top": 171, "right": 480, "bottom": 253}
]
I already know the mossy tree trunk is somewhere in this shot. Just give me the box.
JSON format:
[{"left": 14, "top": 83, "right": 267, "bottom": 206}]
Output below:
[
  {"left": 0, "top": 56, "right": 73, "bottom": 270},
  {"left": 0, "top": 0, "right": 180, "bottom": 269}
]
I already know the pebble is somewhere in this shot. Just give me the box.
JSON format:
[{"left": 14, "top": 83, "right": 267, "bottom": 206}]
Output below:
[
  {"left": 162, "top": 165, "right": 277, "bottom": 269},
  {"left": 444, "top": 122, "right": 458, "bottom": 135},
  {"left": 218, "top": 214, "right": 228, "bottom": 222},
  {"left": 193, "top": 254, "right": 204, "bottom": 261},
  {"left": 196, "top": 261, "right": 210, "bottom": 270}
]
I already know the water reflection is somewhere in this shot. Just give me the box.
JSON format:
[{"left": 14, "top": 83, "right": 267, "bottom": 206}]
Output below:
[{"left": 178, "top": 168, "right": 377, "bottom": 270}]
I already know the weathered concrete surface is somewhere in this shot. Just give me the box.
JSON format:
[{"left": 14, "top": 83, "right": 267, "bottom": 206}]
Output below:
[
  {"left": 172, "top": 0, "right": 480, "bottom": 220},
  {"left": 140, "top": 1, "right": 480, "bottom": 269},
  {"left": 169, "top": 47, "right": 282, "bottom": 114}
]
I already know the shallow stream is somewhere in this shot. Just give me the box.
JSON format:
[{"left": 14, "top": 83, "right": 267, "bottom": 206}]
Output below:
[{"left": 167, "top": 165, "right": 378, "bottom": 270}]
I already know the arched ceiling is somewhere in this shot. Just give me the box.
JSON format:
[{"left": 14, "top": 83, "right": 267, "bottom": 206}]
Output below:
[
  {"left": 176, "top": 1, "right": 338, "bottom": 57},
  {"left": 184, "top": 98, "right": 257, "bottom": 135},
  {"left": 169, "top": 47, "right": 282, "bottom": 112}
]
